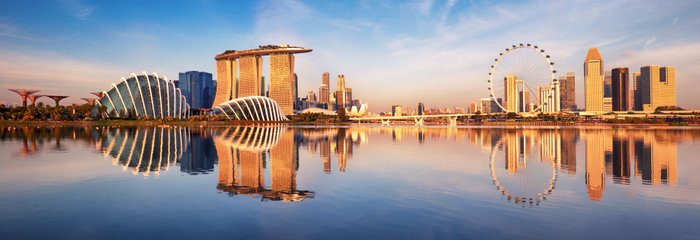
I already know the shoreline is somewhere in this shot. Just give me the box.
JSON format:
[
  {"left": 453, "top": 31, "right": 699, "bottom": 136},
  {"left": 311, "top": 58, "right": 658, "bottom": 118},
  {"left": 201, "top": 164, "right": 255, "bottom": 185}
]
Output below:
[{"left": 0, "top": 120, "right": 697, "bottom": 129}]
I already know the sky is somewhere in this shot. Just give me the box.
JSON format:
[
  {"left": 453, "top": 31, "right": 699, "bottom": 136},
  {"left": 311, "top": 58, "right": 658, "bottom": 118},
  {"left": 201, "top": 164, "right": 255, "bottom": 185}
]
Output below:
[{"left": 1, "top": 0, "right": 699, "bottom": 111}]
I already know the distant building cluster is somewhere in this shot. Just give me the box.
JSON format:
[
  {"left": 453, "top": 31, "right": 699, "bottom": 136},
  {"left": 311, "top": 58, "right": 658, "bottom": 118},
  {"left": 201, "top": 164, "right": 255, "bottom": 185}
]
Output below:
[
  {"left": 584, "top": 47, "right": 676, "bottom": 113},
  {"left": 300, "top": 72, "right": 367, "bottom": 116}
]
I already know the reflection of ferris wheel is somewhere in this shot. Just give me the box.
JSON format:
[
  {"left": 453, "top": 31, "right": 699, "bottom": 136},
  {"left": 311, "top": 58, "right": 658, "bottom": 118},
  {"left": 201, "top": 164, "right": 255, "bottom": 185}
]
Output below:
[
  {"left": 488, "top": 137, "right": 558, "bottom": 207},
  {"left": 488, "top": 43, "right": 557, "bottom": 113}
]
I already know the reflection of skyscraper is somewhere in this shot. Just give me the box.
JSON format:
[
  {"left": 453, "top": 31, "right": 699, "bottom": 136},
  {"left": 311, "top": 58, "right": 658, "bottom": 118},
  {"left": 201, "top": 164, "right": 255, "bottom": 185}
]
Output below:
[
  {"left": 180, "top": 130, "right": 217, "bottom": 174},
  {"left": 585, "top": 131, "right": 607, "bottom": 201},
  {"left": 633, "top": 135, "right": 677, "bottom": 185},
  {"left": 612, "top": 137, "right": 630, "bottom": 184},
  {"left": 560, "top": 130, "right": 577, "bottom": 174},
  {"left": 320, "top": 140, "right": 331, "bottom": 174},
  {"left": 504, "top": 131, "right": 521, "bottom": 173}
]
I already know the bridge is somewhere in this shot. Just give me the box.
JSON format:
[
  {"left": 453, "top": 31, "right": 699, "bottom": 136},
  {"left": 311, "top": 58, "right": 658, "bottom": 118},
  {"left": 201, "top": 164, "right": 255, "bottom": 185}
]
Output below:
[{"left": 350, "top": 114, "right": 481, "bottom": 126}]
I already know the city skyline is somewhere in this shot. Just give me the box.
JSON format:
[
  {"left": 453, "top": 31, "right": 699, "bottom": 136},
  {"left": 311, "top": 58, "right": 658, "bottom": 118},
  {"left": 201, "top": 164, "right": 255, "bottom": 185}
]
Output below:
[{"left": 1, "top": 0, "right": 699, "bottom": 111}]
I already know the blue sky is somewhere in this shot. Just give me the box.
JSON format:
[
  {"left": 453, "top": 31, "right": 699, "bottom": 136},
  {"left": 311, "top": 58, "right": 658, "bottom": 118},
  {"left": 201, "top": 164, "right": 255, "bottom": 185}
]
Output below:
[{"left": 1, "top": 0, "right": 699, "bottom": 111}]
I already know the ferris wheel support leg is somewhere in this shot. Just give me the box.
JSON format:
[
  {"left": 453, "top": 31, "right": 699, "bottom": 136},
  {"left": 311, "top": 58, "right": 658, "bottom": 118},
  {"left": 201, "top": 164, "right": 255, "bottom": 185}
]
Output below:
[
  {"left": 414, "top": 117, "right": 424, "bottom": 126},
  {"left": 381, "top": 119, "right": 391, "bottom": 126},
  {"left": 447, "top": 116, "right": 458, "bottom": 126}
]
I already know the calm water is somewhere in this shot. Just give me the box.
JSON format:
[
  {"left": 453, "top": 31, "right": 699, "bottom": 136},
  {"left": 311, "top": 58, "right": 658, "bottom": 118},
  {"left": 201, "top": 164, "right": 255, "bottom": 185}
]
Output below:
[{"left": 1, "top": 125, "right": 699, "bottom": 239}]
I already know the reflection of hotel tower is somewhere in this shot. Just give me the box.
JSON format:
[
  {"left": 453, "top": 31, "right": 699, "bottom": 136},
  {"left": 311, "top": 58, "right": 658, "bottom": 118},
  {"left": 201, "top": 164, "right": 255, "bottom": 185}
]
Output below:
[
  {"left": 584, "top": 130, "right": 609, "bottom": 201},
  {"left": 214, "top": 126, "right": 312, "bottom": 202}
]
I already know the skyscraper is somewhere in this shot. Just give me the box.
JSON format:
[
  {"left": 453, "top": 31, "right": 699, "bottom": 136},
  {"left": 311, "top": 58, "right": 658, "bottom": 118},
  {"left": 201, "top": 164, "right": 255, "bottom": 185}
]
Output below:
[
  {"left": 633, "top": 72, "right": 641, "bottom": 110},
  {"left": 319, "top": 72, "right": 330, "bottom": 109},
  {"left": 559, "top": 72, "right": 576, "bottom": 111},
  {"left": 638, "top": 65, "right": 676, "bottom": 112},
  {"left": 504, "top": 74, "right": 517, "bottom": 113},
  {"left": 418, "top": 102, "right": 425, "bottom": 115},
  {"left": 178, "top": 71, "right": 216, "bottom": 109},
  {"left": 392, "top": 105, "right": 403, "bottom": 117},
  {"left": 335, "top": 75, "right": 346, "bottom": 111},
  {"left": 584, "top": 48, "right": 604, "bottom": 112},
  {"left": 238, "top": 56, "right": 264, "bottom": 97},
  {"left": 269, "top": 53, "right": 295, "bottom": 115},
  {"left": 611, "top": 67, "right": 629, "bottom": 111},
  {"left": 604, "top": 70, "right": 612, "bottom": 98}
]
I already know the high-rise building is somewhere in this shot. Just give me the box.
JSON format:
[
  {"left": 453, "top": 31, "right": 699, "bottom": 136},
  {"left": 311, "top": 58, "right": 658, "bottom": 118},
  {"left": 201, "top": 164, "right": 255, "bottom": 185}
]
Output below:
[
  {"left": 293, "top": 73, "right": 300, "bottom": 111},
  {"left": 538, "top": 84, "right": 560, "bottom": 113},
  {"left": 335, "top": 75, "right": 346, "bottom": 111},
  {"left": 603, "top": 97, "right": 612, "bottom": 112},
  {"left": 633, "top": 72, "right": 641, "bottom": 110},
  {"left": 611, "top": 67, "right": 629, "bottom": 111},
  {"left": 519, "top": 89, "right": 530, "bottom": 112},
  {"left": 392, "top": 105, "right": 403, "bottom": 117},
  {"left": 344, "top": 88, "right": 353, "bottom": 109},
  {"left": 211, "top": 45, "right": 312, "bottom": 116},
  {"left": 638, "top": 66, "right": 676, "bottom": 112},
  {"left": 238, "top": 56, "right": 264, "bottom": 98},
  {"left": 319, "top": 72, "right": 330, "bottom": 109},
  {"left": 269, "top": 53, "right": 295, "bottom": 115},
  {"left": 559, "top": 72, "right": 576, "bottom": 111},
  {"left": 468, "top": 102, "right": 478, "bottom": 114},
  {"left": 504, "top": 74, "right": 518, "bottom": 113},
  {"left": 584, "top": 48, "right": 604, "bottom": 112},
  {"left": 604, "top": 71, "right": 612, "bottom": 98},
  {"left": 178, "top": 71, "right": 216, "bottom": 109},
  {"left": 417, "top": 102, "right": 425, "bottom": 115}
]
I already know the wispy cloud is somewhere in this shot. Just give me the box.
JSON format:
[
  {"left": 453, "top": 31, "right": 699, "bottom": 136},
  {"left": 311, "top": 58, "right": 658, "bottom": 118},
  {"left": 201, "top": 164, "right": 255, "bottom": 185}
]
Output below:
[
  {"left": 59, "top": 0, "right": 95, "bottom": 20},
  {"left": 644, "top": 36, "right": 657, "bottom": 49},
  {"left": 0, "top": 49, "right": 128, "bottom": 104}
]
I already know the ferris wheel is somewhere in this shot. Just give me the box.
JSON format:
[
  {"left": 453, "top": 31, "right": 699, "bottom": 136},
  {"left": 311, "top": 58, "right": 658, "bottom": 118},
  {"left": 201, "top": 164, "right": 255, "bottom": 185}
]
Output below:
[{"left": 488, "top": 43, "right": 557, "bottom": 113}]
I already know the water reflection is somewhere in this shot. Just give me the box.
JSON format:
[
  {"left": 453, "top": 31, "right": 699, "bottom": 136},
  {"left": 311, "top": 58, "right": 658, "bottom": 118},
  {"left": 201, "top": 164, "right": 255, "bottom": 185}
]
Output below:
[
  {"left": 1, "top": 125, "right": 695, "bottom": 205},
  {"left": 99, "top": 127, "right": 189, "bottom": 176},
  {"left": 213, "top": 126, "right": 313, "bottom": 202}
]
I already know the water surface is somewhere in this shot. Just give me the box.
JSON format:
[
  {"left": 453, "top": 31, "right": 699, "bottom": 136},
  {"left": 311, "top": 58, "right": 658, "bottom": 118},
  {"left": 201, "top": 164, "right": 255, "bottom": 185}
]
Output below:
[{"left": 1, "top": 125, "right": 699, "bottom": 239}]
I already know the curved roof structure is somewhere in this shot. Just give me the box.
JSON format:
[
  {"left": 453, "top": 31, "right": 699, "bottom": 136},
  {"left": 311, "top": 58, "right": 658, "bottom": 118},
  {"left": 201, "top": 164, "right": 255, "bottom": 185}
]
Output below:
[
  {"left": 215, "top": 45, "right": 312, "bottom": 60},
  {"left": 96, "top": 72, "right": 189, "bottom": 119},
  {"left": 212, "top": 96, "right": 289, "bottom": 121}
]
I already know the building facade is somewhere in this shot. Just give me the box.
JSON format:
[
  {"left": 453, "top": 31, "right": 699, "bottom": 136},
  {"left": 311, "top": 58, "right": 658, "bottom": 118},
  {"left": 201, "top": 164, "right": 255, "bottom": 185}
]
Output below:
[
  {"left": 638, "top": 65, "right": 676, "bottom": 112},
  {"left": 584, "top": 48, "right": 604, "bottom": 112},
  {"left": 178, "top": 71, "right": 216, "bottom": 109},
  {"left": 559, "top": 72, "right": 576, "bottom": 111},
  {"left": 611, "top": 67, "right": 629, "bottom": 111},
  {"left": 504, "top": 74, "right": 518, "bottom": 113}
]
